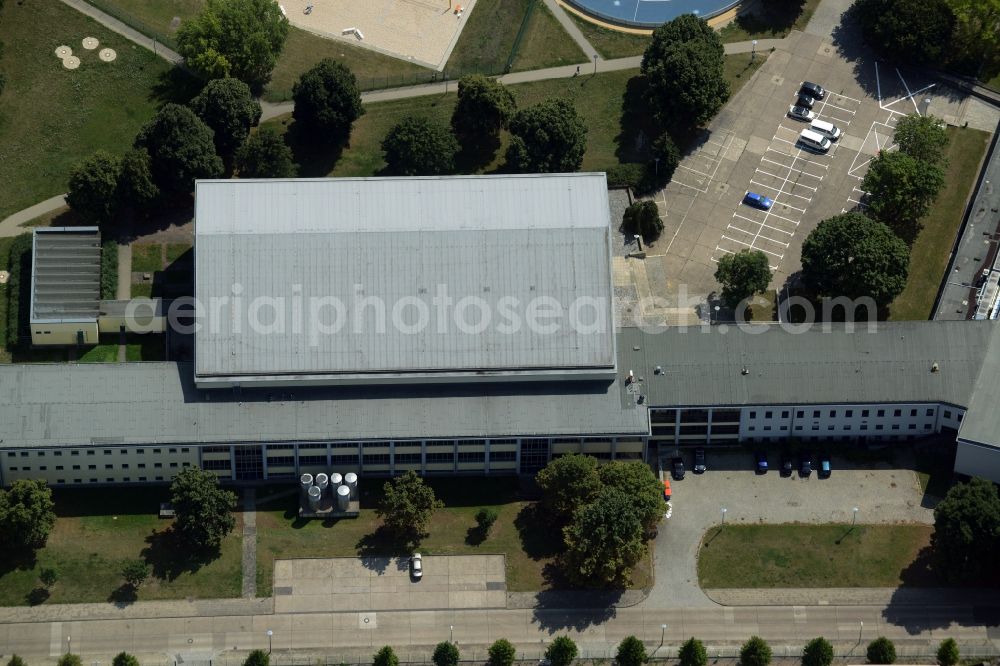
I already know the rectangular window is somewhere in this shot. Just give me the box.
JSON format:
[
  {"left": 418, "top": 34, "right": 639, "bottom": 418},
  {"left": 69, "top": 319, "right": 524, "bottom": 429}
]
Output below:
[
  {"left": 794, "top": 425, "right": 803, "bottom": 431},
  {"left": 829, "top": 410, "right": 836, "bottom": 418},
  {"left": 88, "top": 464, "right": 96, "bottom": 470},
  {"left": 748, "top": 426, "right": 756, "bottom": 432},
  {"left": 6, "top": 452, "right": 14, "bottom": 458},
  {"left": 20, "top": 451, "right": 28, "bottom": 457},
  {"left": 104, "top": 450, "right": 112, "bottom": 455},
  {"left": 908, "top": 424, "right": 916, "bottom": 430},
  {"left": 37, "top": 451, "right": 45, "bottom": 457},
  {"left": 181, "top": 448, "right": 190, "bottom": 453},
  {"left": 56, "top": 465, "right": 64, "bottom": 470},
  {"left": 121, "top": 450, "right": 128, "bottom": 455},
  {"left": 363, "top": 454, "right": 390, "bottom": 465},
  {"left": 862, "top": 409, "right": 870, "bottom": 417},
  {"left": 490, "top": 451, "right": 516, "bottom": 462},
  {"left": 122, "top": 463, "right": 129, "bottom": 469},
  {"left": 299, "top": 455, "right": 326, "bottom": 465},
  {"left": 87, "top": 450, "right": 95, "bottom": 456},
  {"left": 395, "top": 453, "right": 422, "bottom": 465},
  {"left": 154, "top": 463, "right": 162, "bottom": 468},
  {"left": 54, "top": 451, "right": 62, "bottom": 457},
  {"left": 893, "top": 409, "right": 902, "bottom": 417},
  {"left": 90, "top": 478, "right": 98, "bottom": 483},
  {"left": 924, "top": 423, "right": 932, "bottom": 430},
  {"left": 136, "top": 449, "right": 145, "bottom": 455},
  {"left": 827, "top": 425, "right": 835, "bottom": 431},
  {"left": 878, "top": 409, "right": 885, "bottom": 417},
  {"left": 57, "top": 480, "right": 66, "bottom": 484},
  {"left": 331, "top": 454, "right": 358, "bottom": 466},
  {"left": 138, "top": 463, "right": 146, "bottom": 469},
  {"left": 106, "top": 478, "right": 115, "bottom": 483},
  {"left": 8, "top": 466, "right": 16, "bottom": 471},
  {"left": 780, "top": 425, "right": 788, "bottom": 431},
  {"left": 203, "top": 459, "right": 230, "bottom": 471},
  {"left": 749, "top": 410, "right": 757, "bottom": 419},
  {"left": 764, "top": 411, "right": 772, "bottom": 419},
  {"left": 891, "top": 424, "right": 900, "bottom": 431},
  {"left": 169, "top": 462, "right": 178, "bottom": 468},
  {"left": 155, "top": 476, "right": 163, "bottom": 481},
  {"left": 944, "top": 410, "right": 952, "bottom": 419},
  {"left": 910, "top": 409, "right": 917, "bottom": 417},
  {"left": 925, "top": 408, "right": 934, "bottom": 417},
  {"left": 153, "top": 449, "right": 162, "bottom": 454},
  {"left": 811, "top": 425, "right": 819, "bottom": 431},
  {"left": 781, "top": 410, "right": 789, "bottom": 418},
  {"left": 105, "top": 464, "right": 113, "bottom": 470},
  {"left": 846, "top": 409, "right": 853, "bottom": 418},
  {"left": 860, "top": 425, "right": 868, "bottom": 431},
  {"left": 267, "top": 444, "right": 295, "bottom": 450},
  {"left": 457, "top": 452, "right": 485, "bottom": 463},
  {"left": 426, "top": 452, "right": 454, "bottom": 463},
  {"left": 763, "top": 426, "right": 771, "bottom": 431},
  {"left": 202, "top": 446, "right": 228, "bottom": 453},
  {"left": 139, "top": 477, "right": 147, "bottom": 482},
  {"left": 813, "top": 410, "right": 820, "bottom": 418},
  {"left": 71, "top": 450, "right": 80, "bottom": 456},
  {"left": 73, "top": 465, "right": 81, "bottom": 470},
  {"left": 876, "top": 424, "right": 884, "bottom": 431},
  {"left": 267, "top": 456, "right": 294, "bottom": 467},
  {"left": 169, "top": 448, "right": 177, "bottom": 454},
  {"left": 123, "top": 477, "right": 130, "bottom": 482}
]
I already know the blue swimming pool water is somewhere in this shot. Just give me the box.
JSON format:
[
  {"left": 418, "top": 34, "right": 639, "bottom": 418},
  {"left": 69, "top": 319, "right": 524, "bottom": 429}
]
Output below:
[{"left": 565, "top": 0, "right": 740, "bottom": 29}]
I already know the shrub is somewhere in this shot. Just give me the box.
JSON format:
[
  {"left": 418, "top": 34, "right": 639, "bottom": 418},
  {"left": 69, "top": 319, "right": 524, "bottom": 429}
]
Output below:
[
  {"left": 476, "top": 507, "right": 499, "bottom": 531},
  {"left": 373, "top": 646, "right": 399, "bottom": 666},
  {"left": 740, "top": 636, "right": 772, "bottom": 666},
  {"left": 432, "top": 641, "right": 460, "bottom": 666},
  {"left": 112, "top": 653, "right": 140, "bottom": 666},
  {"left": 57, "top": 655, "right": 82, "bottom": 666},
  {"left": 866, "top": 637, "right": 896, "bottom": 664},
  {"left": 678, "top": 638, "right": 707, "bottom": 666},
  {"left": 39, "top": 567, "right": 59, "bottom": 588},
  {"left": 7, "top": 656, "right": 26, "bottom": 666},
  {"left": 546, "top": 636, "right": 578, "bottom": 666},
  {"left": 101, "top": 240, "right": 119, "bottom": 301},
  {"left": 243, "top": 651, "right": 268, "bottom": 666},
  {"left": 801, "top": 637, "right": 833, "bottom": 666},
  {"left": 605, "top": 163, "right": 646, "bottom": 189},
  {"left": 622, "top": 200, "right": 663, "bottom": 241},
  {"left": 936, "top": 639, "right": 959, "bottom": 666},
  {"left": 616, "top": 635, "right": 647, "bottom": 666},
  {"left": 488, "top": 639, "right": 516, "bottom": 666}
]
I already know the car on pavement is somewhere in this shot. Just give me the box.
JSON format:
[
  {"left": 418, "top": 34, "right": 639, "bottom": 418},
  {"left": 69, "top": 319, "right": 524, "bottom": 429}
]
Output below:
[
  {"left": 788, "top": 105, "right": 817, "bottom": 121},
  {"left": 662, "top": 478, "right": 672, "bottom": 501},
  {"left": 743, "top": 191, "right": 774, "bottom": 210},
  {"left": 671, "top": 456, "right": 685, "bottom": 480},
  {"left": 796, "top": 94, "right": 815, "bottom": 109},
  {"left": 800, "top": 81, "right": 825, "bottom": 99},
  {"left": 780, "top": 452, "right": 793, "bottom": 477},
  {"left": 755, "top": 450, "right": 768, "bottom": 474},
  {"left": 799, "top": 452, "right": 812, "bottom": 476},
  {"left": 819, "top": 454, "right": 832, "bottom": 478},
  {"left": 410, "top": 553, "right": 423, "bottom": 579},
  {"left": 694, "top": 448, "right": 707, "bottom": 473}
]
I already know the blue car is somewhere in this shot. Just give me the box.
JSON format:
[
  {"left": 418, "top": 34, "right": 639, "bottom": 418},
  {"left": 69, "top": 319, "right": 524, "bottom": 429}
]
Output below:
[{"left": 743, "top": 191, "right": 773, "bottom": 210}]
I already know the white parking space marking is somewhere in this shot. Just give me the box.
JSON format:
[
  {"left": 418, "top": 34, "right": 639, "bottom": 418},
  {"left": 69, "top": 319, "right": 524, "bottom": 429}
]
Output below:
[
  {"left": 732, "top": 213, "right": 796, "bottom": 235},
  {"left": 670, "top": 132, "right": 737, "bottom": 194},
  {"left": 749, "top": 179, "right": 813, "bottom": 204}
]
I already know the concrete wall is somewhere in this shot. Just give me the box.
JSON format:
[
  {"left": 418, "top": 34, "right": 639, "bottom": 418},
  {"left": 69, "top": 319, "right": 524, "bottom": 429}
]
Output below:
[
  {"left": 30, "top": 321, "right": 99, "bottom": 346},
  {"left": 955, "top": 440, "right": 1000, "bottom": 482}
]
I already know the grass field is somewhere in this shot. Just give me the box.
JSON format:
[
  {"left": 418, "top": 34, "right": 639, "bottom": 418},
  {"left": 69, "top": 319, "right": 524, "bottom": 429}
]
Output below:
[
  {"left": 567, "top": 13, "right": 651, "bottom": 59},
  {"left": 718, "top": 0, "right": 822, "bottom": 43},
  {"left": 0, "top": 488, "right": 242, "bottom": 606},
  {"left": 697, "top": 524, "right": 935, "bottom": 588},
  {"left": 256, "top": 477, "right": 651, "bottom": 596},
  {"left": 889, "top": 127, "right": 991, "bottom": 321},
  {"left": 0, "top": 1, "right": 172, "bottom": 220},
  {"left": 509, "top": 3, "right": 587, "bottom": 72},
  {"left": 85, "top": 0, "right": 201, "bottom": 49}
]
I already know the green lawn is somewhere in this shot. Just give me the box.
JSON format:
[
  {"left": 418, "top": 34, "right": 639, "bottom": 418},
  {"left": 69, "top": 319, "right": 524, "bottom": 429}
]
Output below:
[
  {"left": 0, "top": 1, "right": 172, "bottom": 220},
  {"left": 698, "top": 524, "right": 935, "bottom": 588},
  {"left": 718, "top": 0, "right": 822, "bottom": 43},
  {"left": 509, "top": 2, "right": 588, "bottom": 72},
  {"left": 125, "top": 334, "right": 167, "bottom": 361},
  {"left": 78, "top": 343, "right": 120, "bottom": 363},
  {"left": 567, "top": 13, "right": 651, "bottom": 59},
  {"left": 889, "top": 127, "right": 991, "bottom": 321},
  {"left": 256, "top": 477, "right": 651, "bottom": 596},
  {"left": 84, "top": 0, "right": 201, "bottom": 49},
  {"left": 131, "top": 243, "right": 165, "bottom": 273},
  {"left": 0, "top": 488, "right": 242, "bottom": 606}
]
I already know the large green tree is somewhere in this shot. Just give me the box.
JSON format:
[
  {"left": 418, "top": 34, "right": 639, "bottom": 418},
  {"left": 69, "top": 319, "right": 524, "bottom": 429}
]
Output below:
[
  {"left": 800, "top": 212, "right": 909, "bottom": 308},
  {"left": 382, "top": 117, "right": 459, "bottom": 176},
  {"left": 862, "top": 150, "right": 945, "bottom": 230},
  {"left": 740, "top": 637, "right": 772, "bottom": 666},
  {"left": 853, "top": 0, "right": 956, "bottom": 65},
  {"left": 714, "top": 249, "right": 771, "bottom": 310},
  {"left": 134, "top": 104, "right": 224, "bottom": 196},
  {"left": 451, "top": 74, "right": 516, "bottom": 147},
  {"left": 292, "top": 59, "right": 365, "bottom": 144},
  {"left": 947, "top": 0, "right": 1000, "bottom": 72},
  {"left": 616, "top": 636, "right": 648, "bottom": 666},
  {"left": 506, "top": 98, "right": 587, "bottom": 173},
  {"left": 866, "top": 637, "right": 896, "bottom": 664},
  {"left": 893, "top": 114, "right": 949, "bottom": 164},
  {"left": 622, "top": 201, "right": 663, "bottom": 242},
  {"left": 801, "top": 637, "right": 833, "bottom": 666},
  {"left": 488, "top": 639, "right": 516, "bottom": 666},
  {"left": 236, "top": 128, "right": 297, "bottom": 178},
  {"left": 177, "top": 0, "right": 289, "bottom": 86},
  {"left": 931, "top": 477, "right": 1000, "bottom": 583},
  {"left": 679, "top": 638, "right": 707, "bottom": 666},
  {"left": 373, "top": 646, "right": 399, "bottom": 666},
  {"left": 545, "top": 637, "right": 578, "bottom": 666},
  {"left": 596, "top": 460, "right": 664, "bottom": 533},
  {"left": 243, "top": 651, "right": 268, "bottom": 666},
  {"left": 189, "top": 77, "right": 263, "bottom": 157},
  {"left": 118, "top": 148, "right": 160, "bottom": 209},
  {"left": 169, "top": 467, "right": 238, "bottom": 551},
  {"left": 562, "top": 487, "right": 645, "bottom": 585},
  {"left": 112, "top": 653, "right": 140, "bottom": 666},
  {"left": 535, "top": 453, "right": 601, "bottom": 525},
  {"left": 432, "top": 642, "right": 459, "bottom": 666},
  {"left": 376, "top": 470, "right": 444, "bottom": 538},
  {"left": 0, "top": 479, "right": 56, "bottom": 551},
  {"left": 937, "top": 638, "right": 959, "bottom": 666},
  {"left": 66, "top": 150, "right": 121, "bottom": 226}
]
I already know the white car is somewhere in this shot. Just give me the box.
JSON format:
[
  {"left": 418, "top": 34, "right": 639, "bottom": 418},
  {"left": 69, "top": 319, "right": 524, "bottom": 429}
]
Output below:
[{"left": 410, "top": 553, "right": 423, "bottom": 579}]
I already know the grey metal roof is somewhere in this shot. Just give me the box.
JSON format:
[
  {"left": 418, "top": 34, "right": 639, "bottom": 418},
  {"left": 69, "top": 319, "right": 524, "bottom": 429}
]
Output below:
[
  {"left": 0, "top": 362, "right": 648, "bottom": 449},
  {"left": 618, "top": 320, "right": 997, "bottom": 408},
  {"left": 30, "top": 228, "right": 101, "bottom": 323},
  {"left": 957, "top": 326, "right": 1000, "bottom": 447},
  {"left": 193, "top": 175, "right": 616, "bottom": 386}
]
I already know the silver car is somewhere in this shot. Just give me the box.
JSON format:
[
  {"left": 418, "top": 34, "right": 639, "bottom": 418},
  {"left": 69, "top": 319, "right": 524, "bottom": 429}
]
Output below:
[
  {"left": 410, "top": 553, "right": 423, "bottom": 579},
  {"left": 788, "top": 105, "right": 816, "bottom": 121}
]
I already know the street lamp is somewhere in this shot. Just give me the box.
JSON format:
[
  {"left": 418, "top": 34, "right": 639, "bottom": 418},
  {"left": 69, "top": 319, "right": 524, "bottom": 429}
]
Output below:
[
  {"left": 721, "top": 507, "right": 728, "bottom": 526},
  {"left": 852, "top": 507, "right": 859, "bottom": 527},
  {"left": 67, "top": 636, "right": 71, "bottom": 654},
  {"left": 593, "top": 54, "right": 598, "bottom": 75},
  {"left": 266, "top": 630, "right": 273, "bottom": 654},
  {"left": 661, "top": 624, "right": 667, "bottom": 644},
  {"left": 450, "top": 625, "right": 454, "bottom": 643},
  {"left": 858, "top": 621, "right": 863, "bottom": 642},
  {"left": 751, "top": 39, "right": 758, "bottom": 61}
]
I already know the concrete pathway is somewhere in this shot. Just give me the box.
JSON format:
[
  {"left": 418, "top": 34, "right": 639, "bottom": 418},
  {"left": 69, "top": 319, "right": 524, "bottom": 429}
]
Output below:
[
  {"left": 115, "top": 242, "right": 132, "bottom": 361},
  {"left": 59, "top": 0, "right": 183, "bottom": 65},
  {"left": 541, "top": 0, "right": 599, "bottom": 61},
  {"left": 241, "top": 488, "right": 257, "bottom": 599},
  {"left": 0, "top": 195, "right": 67, "bottom": 238},
  {"left": 708, "top": 587, "right": 1000, "bottom": 606}
]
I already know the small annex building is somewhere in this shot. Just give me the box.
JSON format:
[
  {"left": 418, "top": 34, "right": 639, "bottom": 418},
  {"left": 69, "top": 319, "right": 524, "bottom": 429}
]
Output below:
[{"left": 29, "top": 227, "right": 102, "bottom": 346}]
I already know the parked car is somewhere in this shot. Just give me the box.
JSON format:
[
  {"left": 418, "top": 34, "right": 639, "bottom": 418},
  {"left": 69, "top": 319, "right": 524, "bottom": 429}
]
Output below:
[
  {"left": 796, "top": 94, "right": 815, "bottom": 109},
  {"left": 788, "top": 105, "right": 817, "bottom": 121},
  {"left": 799, "top": 452, "right": 812, "bottom": 476},
  {"left": 819, "top": 454, "right": 831, "bottom": 478},
  {"left": 671, "top": 457, "right": 685, "bottom": 480},
  {"left": 410, "top": 553, "right": 423, "bottom": 579},
  {"left": 743, "top": 191, "right": 774, "bottom": 210},
  {"left": 780, "top": 452, "right": 793, "bottom": 477},
  {"left": 694, "top": 448, "right": 707, "bottom": 473},
  {"left": 662, "top": 479, "right": 672, "bottom": 501},
  {"left": 800, "top": 81, "right": 826, "bottom": 99},
  {"left": 755, "top": 450, "right": 768, "bottom": 474}
]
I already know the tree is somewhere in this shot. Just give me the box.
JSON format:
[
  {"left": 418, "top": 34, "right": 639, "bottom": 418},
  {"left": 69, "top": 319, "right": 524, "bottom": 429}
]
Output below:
[
  {"left": 506, "top": 98, "right": 587, "bottom": 173},
  {"left": 801, "top": 637, "right": 833, "bottom": 666},
  {"left": 678, "top": 638, "right": 708, "bottom": 666},
  {"left": 381, "top": 117, "right": 459, "bottom": 176},
  {"left": 546, "top": 636, "right": 578, "bottom": 666},
  {"left": 853, "top": 0, "right": 955, "bottom": 65},
  {"left": 236, "top": 128, "right": 297, "bottom": 178},
  {"left": 931, "top": 477, "right": 1000, "bottom": 583},
  {"left": 562, "top": 487, "right": 645, "bottom": 585},
  {"left": 121, "top": 558, "right": 150, "bottom": 589},
  {"left": 616, "top": 636, "right": 648, "bottom": 666},
  {"left": 488, "top": 639, "right": 516, "bottom": 666},
  {"left": 597, "top": 460, "right": 664, "bottom": 533},
  {"left": 800, "top": 212, "right": 909, "bottom": 308},
  {"left": 476, "top": 507, "right": 499, "bottom": 533},
  {"left": 6, "top": 656, "right": 25, "bottom": 666},
  {"left": 740, "top": 636, "right": 772, "bottom": 666},
  {"left": 649, "top": 132, "right": 681, "bottom": 187},
  {"left": 177, "top": 0, "right": 289, "bottom": 86},
  {"left": 58, "top": 656, "right": 82, "bottom": 666},
  {"left": 39, "top": 567, "right": 59, "bottom": 588},
  {"left": 169, "top": 467, "right": 237, "bottom": 550},
  {"left": 452, "top": 74, "right": 516, "bottom": 147},
  {"left": 948, "top": 0, "right": 1000, "bottom": 71},
  {"left": 112, "top": 652, "right": 140, "bottom": 666},
  {"left": 66, "top": 151, "right": 121, "bottom": 226},
  {"left": 432, "top": 641, "right": 459, "bottom": 666},
  {"left": 936, "top": 638, "right": 959, "bottom": 666},
  {"left": 622, "top": 201, "right": 663, "bottom": 242},
  {"left": 715, "top": 249, "right": 772, "bottom": 310},
  {"left": 292, "top": 59, "right": 365, "bottom": 144},
  {"left": 893, "top": 114, "right": 949, "bottom": 164},
  {"left": 0, "top": 479, "right": 56, "bottom": 551},
  {"left": 134, "top": 104, "right": 224, "bottom": 196},
  {"left": 373, "top": 646, "right": 399, "bottom": 666},
  {"left": 118, "top": 148, "right": 159, "bottom": 209},
  {"left": 243, "top": 650, "right": 269, "bottom": 666},
  {"left": 535, "top": 454, "right": 601, "bottom": 525},
  {"left": 189, "top": 77, "right": 263, "bottom": 157},
  {"left": 866, "top": 637, "right": 896, "bottom": 664},
  {"left": 862, "top": 150, "right": 945, "bottom": 230},
  {"left": 642, "top": 14, "right": 722, "bottom": 72},
  {"left": 376, "top": 471, "right": 444, "bottom": 538}
]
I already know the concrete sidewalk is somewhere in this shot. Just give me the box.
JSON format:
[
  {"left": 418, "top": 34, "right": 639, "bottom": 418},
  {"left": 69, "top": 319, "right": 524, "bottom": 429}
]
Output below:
[
  {"left": 59, "top": 0, "right": 183, "bottom": 65},
  {"left": 0, "top": 195, "right": 67, "bottom": 238},
  {"left": 707, "top": 587, "right": 1000, "bottom": 606}
]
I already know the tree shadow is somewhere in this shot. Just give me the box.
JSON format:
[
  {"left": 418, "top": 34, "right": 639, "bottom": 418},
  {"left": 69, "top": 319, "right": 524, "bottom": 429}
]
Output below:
[
  {"left": 141, "top": 528, "right": 220, "bottom": 582},
  {"left": 514, "top": 504, "right": 563, "bottom": 562},
  {"left": 108, "top": 584, "right": 138, "bottom": 606},
  {"left": 355, "top": 525, "right": 421, "bottom": 572},
  {"left": 725, "top": 0, "right": 806, "bottom": 37},
  {"left": 25, "top": 587, "right": 50, "bottom": 606},
  {"left": 530, "top": 592, "right": 621, "bottom": 633},
  {"left": 285, "top": 120, "right": 346, "bottom": 177},
  {"left": 150, "top": 66, "right": 206, "bottom": 107},
  {"left": 615, "top": 74, "right": 656, "bottom": 165},
  {"left": 465, "top": 525, "right": 489, "bottom": 546},
  {"left": 455, "top": 135, "right": 501, "bottom": 173}
]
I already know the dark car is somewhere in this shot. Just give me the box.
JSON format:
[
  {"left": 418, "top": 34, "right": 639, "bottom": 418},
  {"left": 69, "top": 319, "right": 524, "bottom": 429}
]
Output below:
[
  {"left": 819, "top": 454, "right": 831, "bottom": 478},
  {"left": 694, "top": 448, "right": 706, "bottom": 473},
  {"left": 799, "top": 452, "right": 813, "bottom": 476},
  {"left": 755, "top": 450, "right": 768, "bottom": 474},
  {"left": 780, "top": 453, "right": 793, "bottom": 477},
  {"left": 796, "top": 94, "right": 815, "bottom": 109},
  {"left": 671, "top": 457, "right": 685, "bottom": 480},
  {"left": 800, "top": 81, "right": 825, "bottom": 99}
]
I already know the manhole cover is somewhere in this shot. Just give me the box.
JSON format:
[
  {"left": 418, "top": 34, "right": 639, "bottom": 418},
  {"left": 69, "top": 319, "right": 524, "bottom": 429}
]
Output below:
[{"left": 359, "top": 612, "right": 377, "bottom": 628}]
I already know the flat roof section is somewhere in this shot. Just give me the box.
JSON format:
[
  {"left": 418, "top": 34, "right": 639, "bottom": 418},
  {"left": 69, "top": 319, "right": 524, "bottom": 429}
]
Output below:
[
  {"left": 194, "top": 175, "right": 617, "bottom": 387},
  {"left": 30, "top": 227, "right": 101, "bottom": 323}
]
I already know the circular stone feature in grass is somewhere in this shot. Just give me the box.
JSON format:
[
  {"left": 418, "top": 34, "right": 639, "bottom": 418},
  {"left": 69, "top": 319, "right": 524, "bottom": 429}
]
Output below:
[
  {"left": 82, "top": 37, "right": 99, "bottom": 50},
  {"left": 99, "top": 48, "right": 117, "bottom": 62},
  {"left": 63, "top": 55, "right": 81, "bottom": 70},
  {"left": 55, "top": 45, "right": 72, "bottom": 59}
]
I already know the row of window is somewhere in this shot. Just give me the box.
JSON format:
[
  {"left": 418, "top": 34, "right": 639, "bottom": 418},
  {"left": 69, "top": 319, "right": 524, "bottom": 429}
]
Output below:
[
  {"left": 7, "top": 447, "right": 191, "bottom": 458},
  {"left": 54, "top": 476, "right": 170, "bottom": 484},
  {"left": 746, "top": 407, "right": 958, "bottom": 420},
  {"left": 749, "top": 422, "right": 934, "bottom": 433},
  {"left": 10, "top": 462, "right": 190, "bottom": 472}
]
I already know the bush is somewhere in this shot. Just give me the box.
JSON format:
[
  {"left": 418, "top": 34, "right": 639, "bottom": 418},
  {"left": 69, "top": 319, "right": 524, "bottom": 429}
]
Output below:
[
  {"left": 101, "top": 240, "right": 119, "bottom": 301},
  {"left": 66, "top": 150, "right": 121, "bottom": 226},
  {"left": 433, "top": 642, "right": 460, "bottom": 666},
  {"left": 39, "top": 567, "right": 59, "bottom": 588},
  {"left": 236, "top": 128, "right": 297, "bottom": 178},
  {"left": 936, "top": 639, "right": 959, "bottom": 666},
  {"left": 476, "top": 507, "right": 499, "bottom": 531},
  {"left": 605, "top": 163, "right": 646, "bottom": 189},
  {"left": 381, "top": 117, "right": 459, "bottom": 176},
  {"left": 7, "top": 656, "right": 26, "bottom": 666},
  {"left": 616, "top": 635, "right": 647, "bottom": 666},
  {"left": 622, "top": 200, "right": 663, "bottom": 242},
  {"left": 649, "top": 132, "right": 680, "bottom": 187},
  {"left": 740, "top": 636, "right": 772, "bottom": 666},
  {"left": 488, "top": 639, "right": 516, "bottom": 666},
  {"left": 112, "top": 653, "right": 140, "bottom": 666},
  {"left": 5, "top": 234, "right": 33, "bottom": 348},
  {"left": 866, "top": 637, "right": 896, "bottom": 664},
  {"left": 546, "top": 636, "right": 578, "bottom": 666},
  {"left": 292, "top": 59, "right": 365, "bottom": 144},
  {"left": 801, "top": 637, "right": 833, "bottom": 666},
  {"left": 58, "top": 656, "right": 82, "bottom": 666},
  {"left": 243, "top": 650, "right": 269, "bottom": 666},
  {"left": 679, "top": 638, "right": 707, "bottom": 666},
  {"left": 373, "top": 646, "right": 398, "bottom": 666},
  {"left": 121, "top": 558, "right": 150, "bottom": 589}
]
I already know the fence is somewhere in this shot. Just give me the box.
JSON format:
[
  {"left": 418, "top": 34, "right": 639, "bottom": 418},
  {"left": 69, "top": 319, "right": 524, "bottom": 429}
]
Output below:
[
  {"left": 84, "top": 0, "right": 179, "bottom": 51},
  {"left": 505, "top": 0, "right": 539, "bottom": 73}
]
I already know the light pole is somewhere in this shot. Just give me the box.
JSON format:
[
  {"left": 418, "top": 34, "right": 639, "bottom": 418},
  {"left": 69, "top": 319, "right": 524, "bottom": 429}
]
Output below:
[
  {"left": 713, "top": 305, "right": 720, "bottom": 324},
  {"left": 450, "top": 625, "right": 454, "bottom": 643},
  {"left": 852, "top": 507, "right": 859, "bottom": 527},
  {"left": 858, "top": 621, "right": 863, "bottom": 643},
  {"left": 721, "top": 507, "right": 728, "bottom": 526},
  {"left": 661, "top": 624, "right": 667, "bottom": 645},
  {"left": 654, "top": 157, "right": 660, "bottom": 176},
  {"left": 751, "top": 39, "right": 758, "bottom": 61},
  {"left": 67, "top": 636, "right": 71, "bottom": 654},
  {"left": 593, "top": 54, "right": 598, "bottom": 75},
  {"left": 266, "top": 629, "right": 273, "bottom": 654}
]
